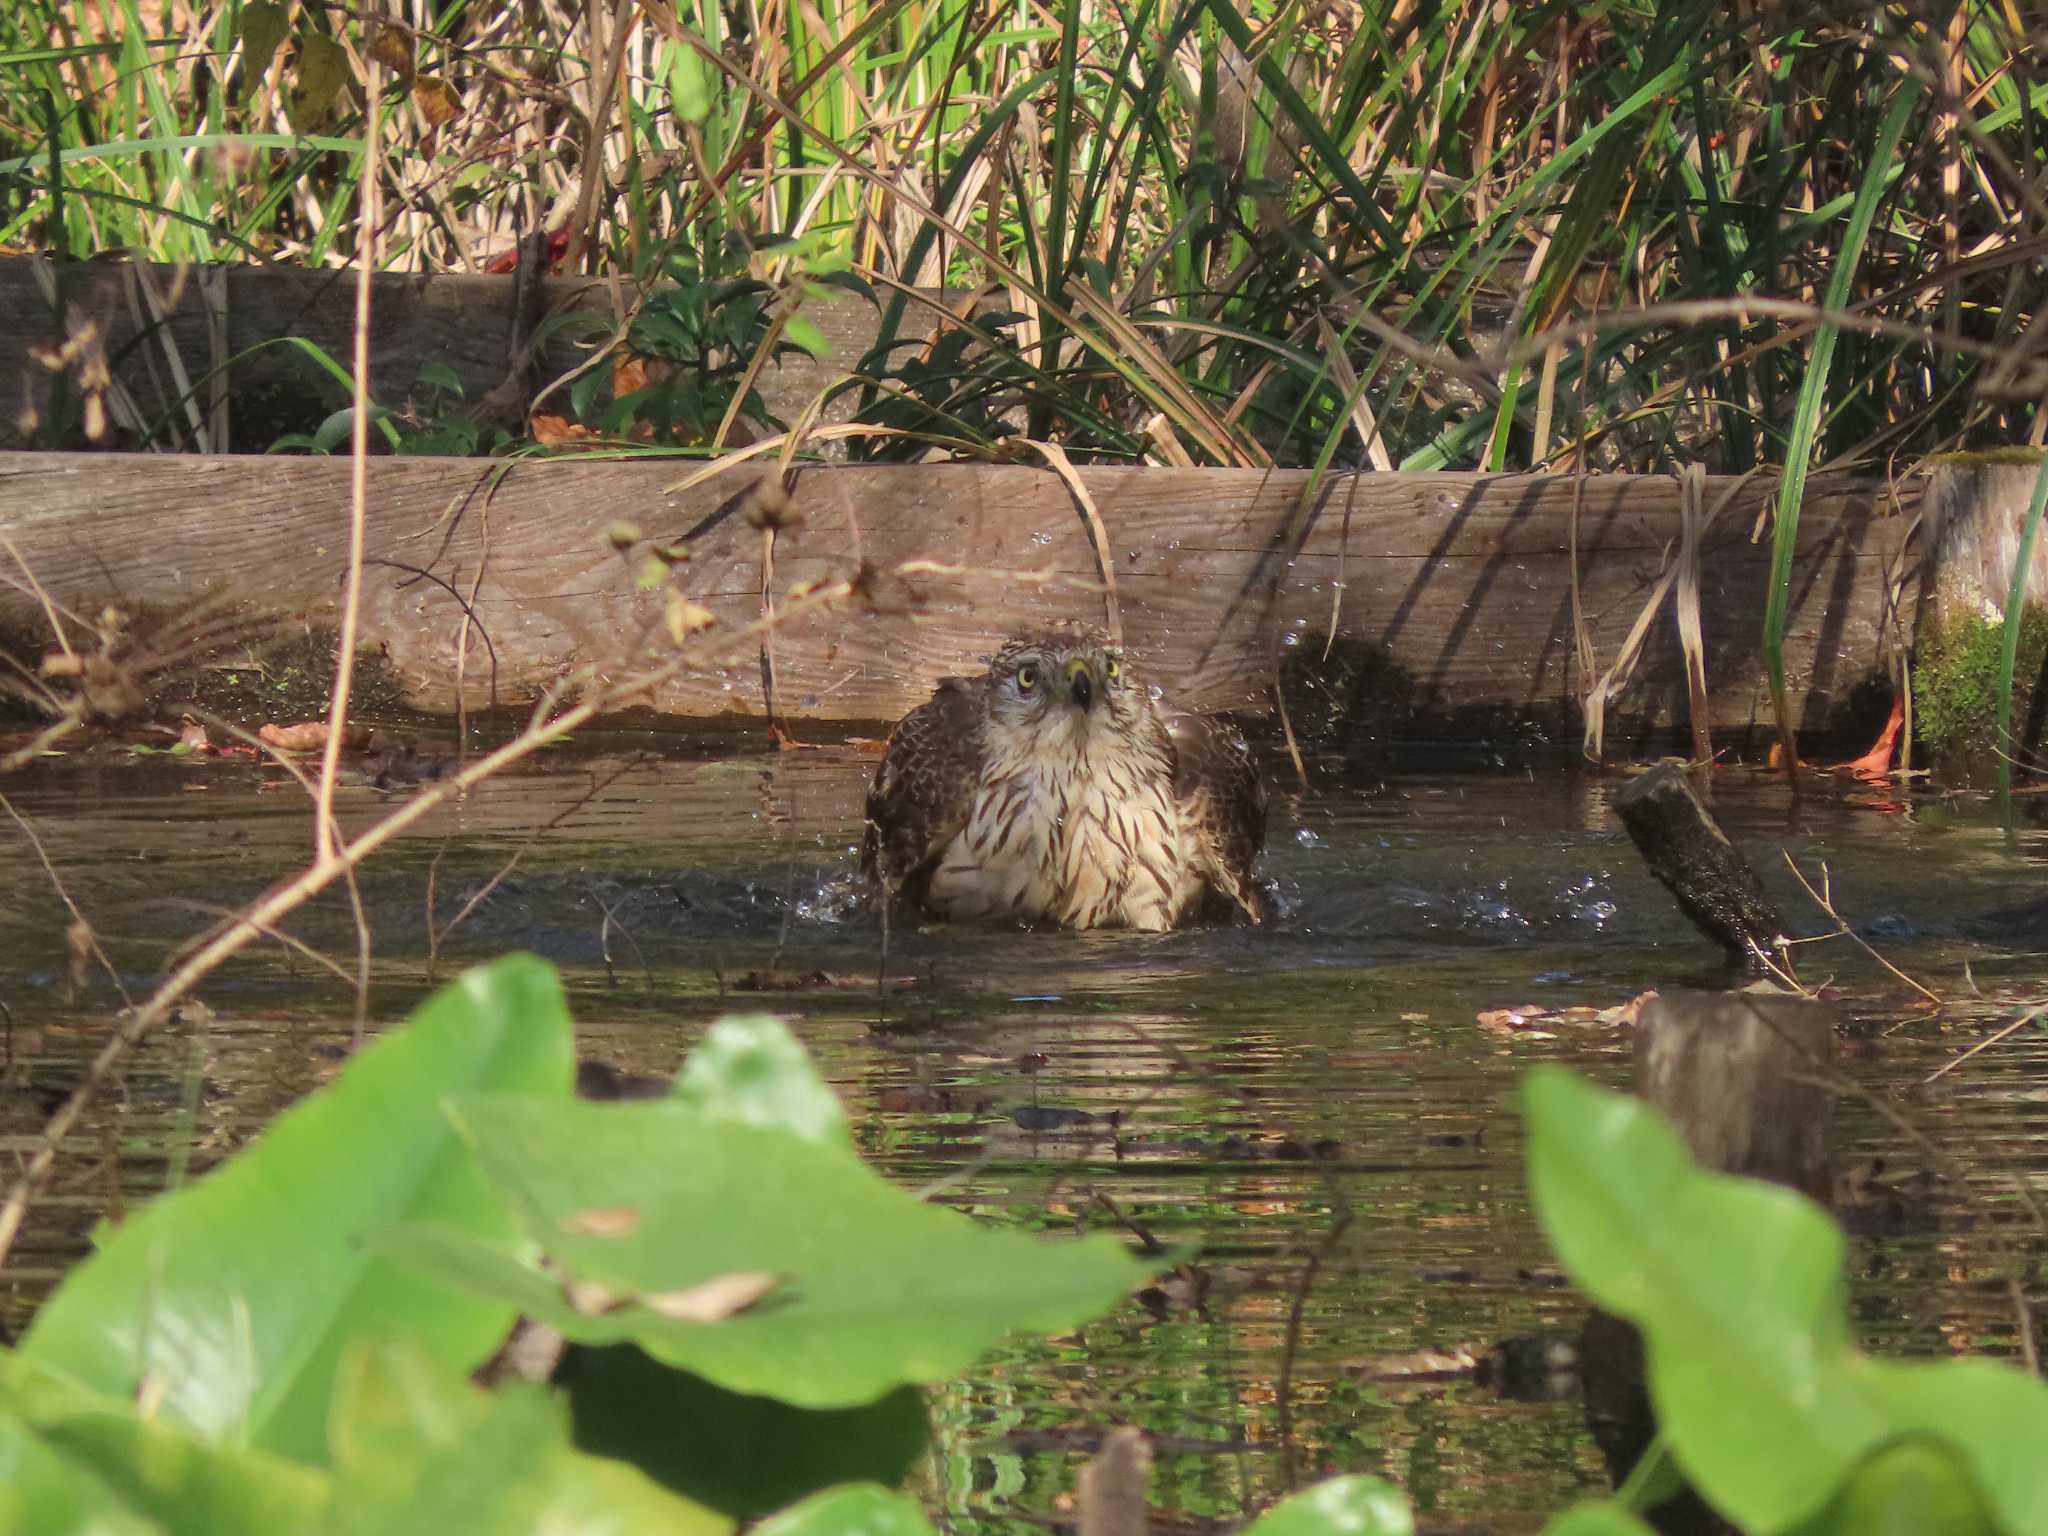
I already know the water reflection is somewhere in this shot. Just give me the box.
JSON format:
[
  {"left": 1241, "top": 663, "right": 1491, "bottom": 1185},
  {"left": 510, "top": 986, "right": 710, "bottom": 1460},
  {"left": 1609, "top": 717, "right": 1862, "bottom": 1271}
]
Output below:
[{"left": 0, "top": 743, "right": 2043, "bottom": 1527}]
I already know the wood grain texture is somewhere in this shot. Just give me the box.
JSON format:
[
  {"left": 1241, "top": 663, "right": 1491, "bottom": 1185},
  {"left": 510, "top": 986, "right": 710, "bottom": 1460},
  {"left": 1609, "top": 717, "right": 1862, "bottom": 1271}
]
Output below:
[
  {"left": 0, "top": 258, "right": 916, "bottom": 452},
  {"left": 0, "top": 452, "right": 1919, "bottom": 743}
]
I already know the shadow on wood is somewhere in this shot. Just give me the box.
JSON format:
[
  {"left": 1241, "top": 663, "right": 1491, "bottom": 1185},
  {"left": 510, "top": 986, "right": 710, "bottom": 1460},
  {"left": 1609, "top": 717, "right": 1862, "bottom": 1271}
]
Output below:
[{"left": 0, "top": 454, "right": 1916, "bottom": 748}]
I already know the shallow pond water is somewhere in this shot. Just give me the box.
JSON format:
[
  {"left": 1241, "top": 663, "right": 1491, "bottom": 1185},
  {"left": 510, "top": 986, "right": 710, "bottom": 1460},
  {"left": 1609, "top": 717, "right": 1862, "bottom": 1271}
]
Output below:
[{"left": 1, "top": 738, "right": 2044, "bottom": 1531}]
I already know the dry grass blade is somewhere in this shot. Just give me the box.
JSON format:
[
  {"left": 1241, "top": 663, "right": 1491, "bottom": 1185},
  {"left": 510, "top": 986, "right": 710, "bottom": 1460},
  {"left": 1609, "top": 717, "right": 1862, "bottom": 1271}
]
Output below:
[
  {"left": 1922, "top": 1002, "right": 2048, "bottom": 1086},
  {"left": 1024, "top": 439, "right": 1121, "bottom": 646},
  {"left": 1675, "top": 464, "right": 1714, "bottom": 764}
]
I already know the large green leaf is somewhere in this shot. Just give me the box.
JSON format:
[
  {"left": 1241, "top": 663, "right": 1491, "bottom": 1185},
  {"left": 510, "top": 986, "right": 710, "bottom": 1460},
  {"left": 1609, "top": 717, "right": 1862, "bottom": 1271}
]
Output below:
[
  {"left": 560, "top": 1345, "right": 926, "bottom": 1519},
  {"left": 1540, "top": 1506, "right": 1658, "bottom": 1536},
  {"left": 322, "top": 1338, "right": 728, "bottom": 1536},
  {"left": 1786, "top": 1436, "right": 1996, "bottom": 1536},
  {"left": 1241, "top": 1476, "right": 1415, "bottom": 1536},
  {"left": 1524, "top": 1068, "right": 2048, "bottom": 1532},
  {"left": 401, "top": 1093, "right": 1153, "bottom": 1409},
  {"left": 749, "top": 1484, "right": 937, "bottom": 1536},
  {"left": 0, "top": 1350, "right": 328, "bottom": 1536},
  {"left": 671, "top": 1015, "right": 850, "bottom": 1144},
  {"left": 21, "top": 956, "right": 576, "bottom": 1464}
]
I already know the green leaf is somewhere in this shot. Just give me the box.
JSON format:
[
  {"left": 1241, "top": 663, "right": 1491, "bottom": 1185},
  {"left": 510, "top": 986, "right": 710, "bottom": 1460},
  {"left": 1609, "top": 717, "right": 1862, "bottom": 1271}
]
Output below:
[
  {"left": 782, "top": 315, "right": 831, "bottom": 360},
  {"left": 0, "top": 1410, "right": 156, "bottom": 1536},
  {"left": 236, "top": 4, "right": 289, "bottom": 90},
  {"left": 1523, "top": 1068, "right": 2048, "bottom": 1533},
  {"left": 22, "top": 956, "right": 576, "bottom": 1465},
  {"left": 561, "top": 1346, "right": 925, "bottom": 1519},
  {"left": 402, "top": 1093, "right": 1152, "bottom": 1409},
  {"left": 750, "top": 1485, "right": 936, "bottom": 1536},
  {"left": 324, "top": 1338, "right": 727, "bottom": 1536},
  {"left": 672, "top": 1015, "right": 849, "bottom": 1144},
  {"left": 0, "top": 1351, "right": 329, "bottom": 1536},
  {"left": 1540, "top": 1505, "right": 1659, "bottom": 1536},
  {"left": 1242, "top": 1475, "right": 1414, "bottom": 1536},
  {"left": 1759, "top": 79, "right": 1923, "bottom": 754},
  {"left": 666, "top": 40, "right": 714, "bottom": 125},
  {"left": 1785, "top": 1435, "right": 1996, "bottom": 1536},
  {"left": 288, "top": 32, "right": 350, "bottom": 134},
  {"left": 414, "top": 360, "right": 465, "bottom": 397}
]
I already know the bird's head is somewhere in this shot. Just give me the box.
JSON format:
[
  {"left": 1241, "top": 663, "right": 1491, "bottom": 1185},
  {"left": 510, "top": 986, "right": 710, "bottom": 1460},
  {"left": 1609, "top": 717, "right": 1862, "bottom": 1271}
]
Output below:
[{"left": 985, "top": 628, "right": 1153, "bottom": 755}]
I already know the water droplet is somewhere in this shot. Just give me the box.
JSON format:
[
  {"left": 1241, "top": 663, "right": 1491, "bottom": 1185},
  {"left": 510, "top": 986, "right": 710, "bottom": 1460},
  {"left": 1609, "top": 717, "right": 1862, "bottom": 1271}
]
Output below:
[{"left": 1294, "top": 826, "right": 1326, "bottom": 849}]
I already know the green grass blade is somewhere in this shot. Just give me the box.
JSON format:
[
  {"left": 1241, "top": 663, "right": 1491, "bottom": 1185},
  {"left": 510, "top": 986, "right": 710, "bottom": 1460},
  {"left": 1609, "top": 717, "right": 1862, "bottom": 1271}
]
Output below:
[{"left": 1760, "top": 77, "right": 1922, "bottom": 765}]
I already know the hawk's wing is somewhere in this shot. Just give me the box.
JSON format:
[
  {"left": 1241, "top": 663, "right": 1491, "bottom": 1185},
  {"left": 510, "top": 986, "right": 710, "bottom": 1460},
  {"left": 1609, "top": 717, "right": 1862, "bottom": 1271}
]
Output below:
[
  {"left": 1168, "top": 712, "right": 1268, "bottom": 921},
  {"left": 861, "top": 677, "right": 987, "bottom": 903}
]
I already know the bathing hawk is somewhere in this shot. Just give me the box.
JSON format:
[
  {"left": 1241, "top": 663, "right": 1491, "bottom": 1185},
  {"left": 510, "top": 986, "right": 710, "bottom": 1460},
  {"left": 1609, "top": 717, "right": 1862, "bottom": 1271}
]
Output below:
[{"left": 860, "top": 628, "right": 1267, "bottom": 931}]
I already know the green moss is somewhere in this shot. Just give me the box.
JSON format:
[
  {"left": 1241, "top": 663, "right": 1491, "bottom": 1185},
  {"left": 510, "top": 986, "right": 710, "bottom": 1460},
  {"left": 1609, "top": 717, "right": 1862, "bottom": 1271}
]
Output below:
[
  {"left": 1914, "top": 603, "right": 2048, "bottom": 764},
  {"left": 149, "top": 626, "right": 412, "bottom": 724},
  {"left": 1922, "top": 447, "right": 2048, "bottom": 469}
]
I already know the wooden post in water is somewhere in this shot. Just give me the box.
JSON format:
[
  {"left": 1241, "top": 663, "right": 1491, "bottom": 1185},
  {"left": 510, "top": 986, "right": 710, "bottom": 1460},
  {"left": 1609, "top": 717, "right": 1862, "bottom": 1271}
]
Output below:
[
  {"left": 1580, "top": 988, "right": 1837, "bottom": 1536},
  {"left": 1612, "top": 762, "right": 1792, "bottom": 976},
  {"left": 1915, "top": 453, "right": 2048, "bottom": 784},
  {"left": 1586, "top": 766, "right": 1839, "bottom": 1534}
]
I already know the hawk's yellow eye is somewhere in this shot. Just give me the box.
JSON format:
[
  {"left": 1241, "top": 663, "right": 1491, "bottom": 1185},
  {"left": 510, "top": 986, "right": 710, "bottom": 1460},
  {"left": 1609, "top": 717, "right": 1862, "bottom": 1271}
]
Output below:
[
  {"left": 1105, "top": 657, "right": 1121, "bottom": 682},
  {"left": 1016, "top": 665, "right": 1039, "bottom": 693}
]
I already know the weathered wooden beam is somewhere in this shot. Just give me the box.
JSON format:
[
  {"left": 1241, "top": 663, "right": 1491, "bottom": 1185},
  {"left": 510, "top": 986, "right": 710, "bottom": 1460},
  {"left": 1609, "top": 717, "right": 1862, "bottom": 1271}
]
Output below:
[
  {"left": 0, "top": 453, "right": 1915, "bottom": 741},
  {"left": 0, "top": 258, "right": 908, "bottom": 453}
]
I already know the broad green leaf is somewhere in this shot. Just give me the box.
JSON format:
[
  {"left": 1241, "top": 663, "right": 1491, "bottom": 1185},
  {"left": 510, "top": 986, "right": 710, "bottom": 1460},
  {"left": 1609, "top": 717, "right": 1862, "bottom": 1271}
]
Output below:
[
  {"left": 324, "top": 1338, "right": 727, "bottom": 1536},
  {"left": 288, "top": 32, "right": 350, "bottom": 133},
  {"left": 1242, "top": 1475, "right": 1414, "bottom": 1536},
  {"left": 235, "top": 3, "right": 289, "bottom": 88},
  {"left": 0, "top": 1411, "right": 156, "bottom": 1536},
  {"left": 666, "top": 41, "right": 714, "bottom": 125},
  {"left": 1540, "top": 1505, "right": 1658, "bottom": 1536},
  {"left": 0, "top": 1351, "right": 328, "bottom": 1536},
  {"left": 561, "top": 1345, "right": 925, "bottom": 1519},
  {"left": 414, "top": 360, "right": 465, "bottom": 397},
  {"left": 750, "top": 1484, "right": 936, "bottom": 1536},
  {"left": 405, "top": 1094, "right": 1153, "bottom": 1408},
  {"left": 673, "top": 1015, "right": 849, "bottom": 1143},
  {"left": 1786, "top": 1436, "right": 1996, "bottom": 1536},
  {"left": 23, "top": 956, "right": 575, "bottom": 1464},
  {"left": 1524, "top": 1069, "right": 2048, "bottom": 1532}
]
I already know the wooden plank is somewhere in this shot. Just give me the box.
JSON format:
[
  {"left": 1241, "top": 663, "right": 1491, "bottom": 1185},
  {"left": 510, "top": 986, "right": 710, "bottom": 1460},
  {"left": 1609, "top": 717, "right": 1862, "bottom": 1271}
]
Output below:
[
  {"left": 0, "top": 453, "right": 1917, "bottom": 745},
  {"left": 0, "top": 258, "right": 915, "bottom": 453}
]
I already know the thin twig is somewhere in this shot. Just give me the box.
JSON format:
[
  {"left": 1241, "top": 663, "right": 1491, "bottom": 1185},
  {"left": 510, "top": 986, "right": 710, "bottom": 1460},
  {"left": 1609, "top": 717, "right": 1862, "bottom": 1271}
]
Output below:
[
  {"left": 1781, "top": 853, "right": 1944, "bottom": 1005},
  {"left": 315, "top": 37, "right": 384, "bottom": 869}
]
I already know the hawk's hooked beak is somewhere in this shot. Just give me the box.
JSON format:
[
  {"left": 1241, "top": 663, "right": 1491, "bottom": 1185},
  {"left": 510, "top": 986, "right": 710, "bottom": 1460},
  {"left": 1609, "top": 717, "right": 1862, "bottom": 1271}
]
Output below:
[{"left": 1065, "top": 659, "right": 1094, "bottom": 712}]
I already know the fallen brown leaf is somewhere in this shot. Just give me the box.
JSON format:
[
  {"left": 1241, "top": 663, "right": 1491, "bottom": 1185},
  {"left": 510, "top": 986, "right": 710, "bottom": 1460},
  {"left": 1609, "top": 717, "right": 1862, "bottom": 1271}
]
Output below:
[
  {"left": 641, "top": 1271, "right": 783, "bottom": 1323},
  {"left": 559, "top": 1204, "right": 641, "bottom": 1238}
]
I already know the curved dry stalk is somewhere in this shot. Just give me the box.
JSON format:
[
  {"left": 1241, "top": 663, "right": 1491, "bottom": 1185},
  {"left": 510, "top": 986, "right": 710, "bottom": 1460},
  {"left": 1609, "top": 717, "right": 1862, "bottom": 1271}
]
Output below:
[{"left": 315, "top": 46, "right": 385, "bottom": 869}]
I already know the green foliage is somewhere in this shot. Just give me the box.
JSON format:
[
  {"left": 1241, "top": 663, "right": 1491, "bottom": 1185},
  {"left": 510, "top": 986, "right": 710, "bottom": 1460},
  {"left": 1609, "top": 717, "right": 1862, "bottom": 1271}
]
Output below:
[
  {"left": 397, "top": 1086, "right": 1149, "bottom": 1407},
  {"left": 1523, "top": 1067, "right": 2048, "bottom": 1534},
  {"left": 20, "top": 955, "right": 574, "bottom": 1462},
  {"left": 1914, "top": 605, "right": 2048, "bottom": 766},
  {"left": 558, "top": 1348, "right": 926, "bottom": 1520},
  {"left": 9, "top": 2, "right": 2037, "bottom": 472},
  {"left": 3, "top": 958, "right": 1152, "bottom": 1533},
  {"left": 1239, "top": 1475, "right": 1415, "bottom": 1536},
  {"left": 321, "top": 1339, "right": 725, "bottom": 1536}
]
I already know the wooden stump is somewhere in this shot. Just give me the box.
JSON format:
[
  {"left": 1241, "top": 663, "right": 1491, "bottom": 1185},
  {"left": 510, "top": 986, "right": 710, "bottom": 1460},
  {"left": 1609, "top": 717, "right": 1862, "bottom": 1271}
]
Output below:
[
  {"left": 1582, "top": 986, "right": 1836, "bottom": 1535},
  {"left": 1915, "top": 454, "right": 2048, "bottom": 783},
  {"left": 1635, "top": 987, "right": 1836, "bottom": 1203}
]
